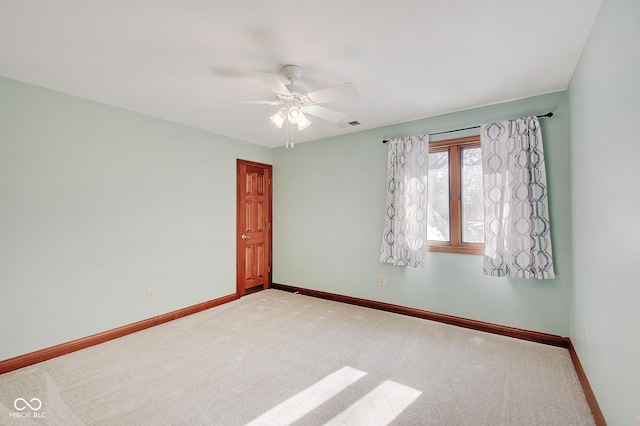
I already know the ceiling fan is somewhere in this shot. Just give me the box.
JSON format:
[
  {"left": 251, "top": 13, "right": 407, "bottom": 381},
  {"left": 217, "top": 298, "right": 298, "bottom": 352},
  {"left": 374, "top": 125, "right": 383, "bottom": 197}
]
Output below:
[{"left": 230, "top": 65, "right": 358, "bottom": 131}]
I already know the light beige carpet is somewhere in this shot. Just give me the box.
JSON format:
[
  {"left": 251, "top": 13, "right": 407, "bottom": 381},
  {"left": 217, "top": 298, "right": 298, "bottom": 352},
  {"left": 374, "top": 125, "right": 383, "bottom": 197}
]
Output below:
[{"left": 0, "top": 289, "right": 595, "bottom": 425}]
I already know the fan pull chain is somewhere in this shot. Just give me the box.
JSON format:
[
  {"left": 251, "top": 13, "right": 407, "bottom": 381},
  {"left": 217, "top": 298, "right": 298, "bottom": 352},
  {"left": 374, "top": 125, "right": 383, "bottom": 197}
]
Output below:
[
  {"left": 286, "top": 121, "right": 290, "bottom": 148},
  {"left": 291, "top": 123, "right": 295, "bottom": 148},
  {"left": 285, "top": 122, "right": 295, "bottom": 148}
]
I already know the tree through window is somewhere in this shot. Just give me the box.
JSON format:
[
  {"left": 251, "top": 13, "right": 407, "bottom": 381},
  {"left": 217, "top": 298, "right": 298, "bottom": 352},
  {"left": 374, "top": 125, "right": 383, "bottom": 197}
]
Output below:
[{"left": 427, "top": 136, "right": 484, "bottom": 255}]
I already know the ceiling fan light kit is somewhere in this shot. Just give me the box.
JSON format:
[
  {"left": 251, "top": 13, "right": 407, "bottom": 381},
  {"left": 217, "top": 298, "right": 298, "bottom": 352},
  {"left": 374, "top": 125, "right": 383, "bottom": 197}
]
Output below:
[
  {"left": 269, "top": 101, "right": 310, "bottom": 131},
  {"left": 232, "top": 64, "right": 359, "bottom": 147},
  {"left": 269, "top": 110, "right": 286, "bottom": 128},
  {"left": 297, "top": 115, "right": 311, "bottom": 130},
  {"left": 288, "top": 106, "right": 302, "bottom": 122}
]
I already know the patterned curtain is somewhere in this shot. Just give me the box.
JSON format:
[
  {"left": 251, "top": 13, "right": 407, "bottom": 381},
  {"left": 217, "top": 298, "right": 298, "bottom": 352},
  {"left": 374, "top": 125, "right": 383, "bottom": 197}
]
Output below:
[
  {"left": 380, "top": 135, "right": 429, "bottom": 268},
  {"left": 480, "top": 116, "right": 555, "bottom": 279}
]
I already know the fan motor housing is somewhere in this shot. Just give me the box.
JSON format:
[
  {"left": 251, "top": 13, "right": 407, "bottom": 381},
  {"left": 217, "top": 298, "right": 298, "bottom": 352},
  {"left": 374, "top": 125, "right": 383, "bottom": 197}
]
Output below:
[{"left": 287, "top": 84, "right": 307, "bottom": 97}]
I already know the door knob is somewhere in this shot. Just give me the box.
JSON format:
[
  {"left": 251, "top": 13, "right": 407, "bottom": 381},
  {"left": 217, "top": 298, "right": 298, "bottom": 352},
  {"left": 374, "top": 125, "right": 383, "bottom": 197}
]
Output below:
[{"left": 241, "top": 234, "right": 251, "bottom": 239}]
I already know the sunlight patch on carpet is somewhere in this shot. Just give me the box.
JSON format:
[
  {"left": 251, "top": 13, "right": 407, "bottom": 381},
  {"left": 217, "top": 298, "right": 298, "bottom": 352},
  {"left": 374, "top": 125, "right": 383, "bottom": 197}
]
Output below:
[
  {"left": 245, "top": 366, "right": 367, "bottom": 425},
  {"left": 324, "top": 380, "right": 422, "bottom": 426}
]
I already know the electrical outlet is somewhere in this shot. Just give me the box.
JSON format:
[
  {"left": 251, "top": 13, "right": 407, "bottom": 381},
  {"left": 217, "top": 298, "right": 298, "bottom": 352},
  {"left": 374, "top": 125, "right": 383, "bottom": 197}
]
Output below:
[
  {"left": 378, "top": 275, "right": 385, "bottom": 286},
  {"left": 147, "top": 288, "right": 155, "bottom": 299},
  {"left": 584, "top": 327, "right": 588, "bottom": 345}
]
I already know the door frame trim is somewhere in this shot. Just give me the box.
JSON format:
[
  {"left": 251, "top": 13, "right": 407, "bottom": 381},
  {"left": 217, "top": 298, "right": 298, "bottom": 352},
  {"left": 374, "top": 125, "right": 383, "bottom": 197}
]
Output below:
[{"left": 236, "top": 159, "right": 273, "bottom": 297}]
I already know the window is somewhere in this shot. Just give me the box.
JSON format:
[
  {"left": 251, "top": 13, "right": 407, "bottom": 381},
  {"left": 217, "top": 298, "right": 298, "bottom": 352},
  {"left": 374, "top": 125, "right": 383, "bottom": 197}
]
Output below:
[{"left": 427, "top": 136, "right": 484, "bottom": 255}]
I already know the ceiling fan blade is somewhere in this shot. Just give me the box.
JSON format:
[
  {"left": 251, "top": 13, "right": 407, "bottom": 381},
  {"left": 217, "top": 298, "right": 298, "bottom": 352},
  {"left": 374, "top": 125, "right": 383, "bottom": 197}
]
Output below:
[
  {"left": 220, "top": 99, "right": 283, "bottom": 105},
  {"left": 251, "top": 71, "right": 291, "bottom": 96},
  {"left": 307, "top": 83, "right": 358, "bottom": 104},
  {"left": 303, "top": 105, "right": 347, "bottom": 123}
]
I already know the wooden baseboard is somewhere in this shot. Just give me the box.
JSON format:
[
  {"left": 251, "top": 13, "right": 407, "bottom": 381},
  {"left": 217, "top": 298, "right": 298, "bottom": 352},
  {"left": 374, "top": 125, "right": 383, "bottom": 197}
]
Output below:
[
  {"left": 568, "top": 339, "right": 607, "bottom": 425},
  {"left": 0, "top": 293, "right": 238, "bottom": 375},
  {"left": 2, "top": 285, "right": 606, "bottom": 425},
  {"left": 272, "top": 283, "right": 569, "bottom": 347},
  {"left": 273, "top": 283, "right": 608, "bottom": 423}
]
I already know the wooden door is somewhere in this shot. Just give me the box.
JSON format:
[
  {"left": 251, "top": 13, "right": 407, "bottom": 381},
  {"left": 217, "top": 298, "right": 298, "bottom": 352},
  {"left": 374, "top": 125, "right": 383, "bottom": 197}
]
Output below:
[{"left": 237, "top": 160, "right": 272, "bottom": 296}]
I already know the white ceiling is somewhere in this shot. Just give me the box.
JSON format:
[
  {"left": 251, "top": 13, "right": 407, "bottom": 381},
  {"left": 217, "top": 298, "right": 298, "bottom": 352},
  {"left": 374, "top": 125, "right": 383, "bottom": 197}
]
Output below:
[{"left": 0, "top": 0, "right": 602, "bottom": 148}]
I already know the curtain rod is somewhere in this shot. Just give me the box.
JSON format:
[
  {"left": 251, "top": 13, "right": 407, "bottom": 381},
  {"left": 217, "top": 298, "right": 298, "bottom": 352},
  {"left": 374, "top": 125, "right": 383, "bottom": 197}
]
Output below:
[{"left": 381, "top": 112, "right": 554, "bottom": 143}]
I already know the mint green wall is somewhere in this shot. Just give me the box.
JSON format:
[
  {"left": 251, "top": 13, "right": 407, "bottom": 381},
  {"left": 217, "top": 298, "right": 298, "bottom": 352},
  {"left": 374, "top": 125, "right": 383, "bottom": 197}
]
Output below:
[
  {"left": 4, "top": 7, "right": 636, "bottom": 420},
  {"left": 273, "top": 91, "right": 571, "bottom": 336},
  {"left": 568, "top": 0, "right": 640, "bottom": 424},
  {"left": 0, "top": 77, "right": 272, "bottom": 360}
]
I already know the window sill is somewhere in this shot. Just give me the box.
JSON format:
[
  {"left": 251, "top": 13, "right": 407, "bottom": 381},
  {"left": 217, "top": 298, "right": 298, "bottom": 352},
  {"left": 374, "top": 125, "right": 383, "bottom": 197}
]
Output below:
[{"left": 428, "top": 243, "right": 484, "bottom": 256}]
